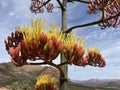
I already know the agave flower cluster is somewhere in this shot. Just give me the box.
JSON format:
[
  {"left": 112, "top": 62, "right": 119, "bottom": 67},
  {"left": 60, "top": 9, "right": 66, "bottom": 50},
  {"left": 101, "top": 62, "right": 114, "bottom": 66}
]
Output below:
[
  {"left": 30, "top": 0, "right": 54, "bottom": 13},
  {"left": 87, "top": 0, "right": 120, "bottom": 29},
  {"left": 35, "top": 75, "right": 57, "bottom": 90},
  {"left": 4, "top": 19, "right": 106, "bottom": 67}
]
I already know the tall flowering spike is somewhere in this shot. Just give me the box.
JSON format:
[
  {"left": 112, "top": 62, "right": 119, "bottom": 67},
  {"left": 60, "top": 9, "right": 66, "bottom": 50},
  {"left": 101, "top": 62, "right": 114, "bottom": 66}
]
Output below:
[
  {"left": 87, "top": 48, "right": 106, "bottom": 67},
  {"left": 35, "top": 75, "right": 57, "bottom": 90},
  {"left": 87, "top": 0, "right": 120, "bottom": 29}
]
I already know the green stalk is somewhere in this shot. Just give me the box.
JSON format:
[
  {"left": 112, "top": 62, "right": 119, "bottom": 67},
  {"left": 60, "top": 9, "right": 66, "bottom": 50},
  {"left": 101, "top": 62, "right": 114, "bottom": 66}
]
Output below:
[{"left": 59, "top": 0, "right": 68, "bottom": 90}]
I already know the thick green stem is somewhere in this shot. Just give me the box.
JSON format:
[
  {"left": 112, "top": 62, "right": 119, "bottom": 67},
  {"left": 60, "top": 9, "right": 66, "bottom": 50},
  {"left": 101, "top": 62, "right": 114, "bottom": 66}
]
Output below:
[
  {"left": 59, "top": 0, "right": 68, "bottom": 90},
  {"left": 60, "top": 53, "right": 68, "bottom": 90}
]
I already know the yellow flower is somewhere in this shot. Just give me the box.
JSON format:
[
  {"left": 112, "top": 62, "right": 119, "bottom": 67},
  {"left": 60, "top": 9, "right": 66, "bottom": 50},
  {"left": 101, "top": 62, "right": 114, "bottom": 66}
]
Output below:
[{"left": 35, "top": 75, "right": 57, "bottom": 90}]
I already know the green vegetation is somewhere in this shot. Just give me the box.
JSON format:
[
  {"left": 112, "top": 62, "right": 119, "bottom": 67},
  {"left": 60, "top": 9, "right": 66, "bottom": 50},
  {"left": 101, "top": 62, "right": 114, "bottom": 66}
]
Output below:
[
  {"left": 9, "top": 80, "right": 32, "bottom": 90},
  {"left": 0, "top": 63, "right": 120, "bottom": 90}
]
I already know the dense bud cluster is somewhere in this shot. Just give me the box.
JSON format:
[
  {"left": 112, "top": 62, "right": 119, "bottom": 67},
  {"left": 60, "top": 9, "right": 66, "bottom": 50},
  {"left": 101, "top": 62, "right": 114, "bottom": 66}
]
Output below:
[
  {"left": 87, "top": 0, "right": 120, "bottom": 29},
  {"left": 30, "top": 0, "right": 54, "bottom": 13},
  {"left": 5, "top": 19, "right": 106, "bottom": 67},
  {"left": 35, "top": 75, "right": 57, "bottom": 90},
  {"left": 85, "top": 48, "right": 106, "bottom": 67}
]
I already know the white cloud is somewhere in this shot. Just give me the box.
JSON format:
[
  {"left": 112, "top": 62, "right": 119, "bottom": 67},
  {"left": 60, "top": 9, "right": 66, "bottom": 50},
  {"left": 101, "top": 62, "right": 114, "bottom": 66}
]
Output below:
[{"left": 9, "top": 12, "right": 15, "bottom": 16}]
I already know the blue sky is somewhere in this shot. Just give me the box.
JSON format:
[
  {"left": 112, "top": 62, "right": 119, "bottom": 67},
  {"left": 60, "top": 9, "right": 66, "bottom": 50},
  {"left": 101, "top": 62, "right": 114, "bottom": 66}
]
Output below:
[{"left": 0, "top": 0, "right": 120, "bottom": 80}]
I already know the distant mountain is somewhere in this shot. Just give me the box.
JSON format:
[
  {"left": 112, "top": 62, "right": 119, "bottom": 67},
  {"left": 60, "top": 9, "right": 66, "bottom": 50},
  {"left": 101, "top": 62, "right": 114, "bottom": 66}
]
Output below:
[
  {"left": 0, "top": 62, "right": 120, "bottom": 90},
  {"left": 72, "top": 79, "right": 120, "bottom": 89}
]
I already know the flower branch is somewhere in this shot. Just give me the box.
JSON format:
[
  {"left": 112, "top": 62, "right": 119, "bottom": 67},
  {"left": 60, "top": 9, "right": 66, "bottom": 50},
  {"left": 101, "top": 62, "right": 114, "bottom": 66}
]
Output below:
[
  {"left": 64, "top": 12, "right": 120, "bottom": 33},
  {"left": 30, "top": 0, "right": 54, "bottom": 13},
  {"left": 56, "top": 0, "right": 65, "bottom": 10}
]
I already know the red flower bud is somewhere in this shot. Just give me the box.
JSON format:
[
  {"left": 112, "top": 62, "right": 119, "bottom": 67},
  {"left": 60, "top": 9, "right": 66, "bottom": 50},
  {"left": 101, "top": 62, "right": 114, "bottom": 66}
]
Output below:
[
  {"left": 14, "top": 46, "right": 20, "bottom": 58},
  {"left": 9, "top": 47, "right": 15, "bottom": 57},
  {"left": 80, "top": 57, "right": 88, "bottom": 66},
  {"left": 51, "top": 36, "right": 57, "bottom": 46},
  {"left": 66, "top": 44, "right": 71, "bottom": 54},
  {"left": 76, "top": 46, "right": 85, "bottom": 58},
  {"left": 56, "top": 40, "right": 64, "bottom": 53},
  {"left": 46, "top": 40, "right": 53, "bottom": 51},
  {"left": 49, "top": 50, "right": 59, "bottom": 60},
  {"left": 11, "top": 56, "right": 23, "bottom": 67},
  {"left": 21, "top": 40, "right": 30, "bottom": 55},
  {"left": 73, "top": 43, "right": 78, "bottom": 51},
  {"left": 32, "top": 40, "right": 39, "bottom": 55},
  {"left": 40, "top": 32, "right": 47, "bottom": 46},
  {"left": 100, "top": 57, "right": 106, "bottom": 67}
]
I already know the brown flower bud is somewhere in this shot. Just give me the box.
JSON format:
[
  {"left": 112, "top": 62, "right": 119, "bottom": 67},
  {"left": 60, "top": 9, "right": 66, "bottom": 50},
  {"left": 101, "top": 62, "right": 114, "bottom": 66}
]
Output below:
[
  {"left": 51, "top": 36, "right": 57, "bottom": 46},
  {"left": 66, "top": 44, "right": 71, "bottom": 54},
  {"left": 73, "top": 43, "right": 78, "bottom": 51},
  {"left": 56, "top": 40, "right": 64, "bottom": 53},
  {"left": 11, "top": 57, "right": 22, "bottom": 67},
  {"left": 14, "top": 46, "right": 20, "bottom": 58},
  {"left": 9, "top": 47, "right": 15, "bottom": 57},
  {"left": 46, "top": 40, "right": 53, "bottom": 51},
  {"left": 21, "top": 40, "right": 30, "bottom": 55},
  {"left": 32, "top": 39, "right": 39, "bottom": 55},
  {"left": 50, "top": 50, "right": 59, "bottom": 60},
  {"left": 76, "top": 46, "right": 85, "bottom": 58},
  {"left": 100, "top": 57, "right": 106, "bottom": 67},
  {"left": 80, "top": 57, "right": 88, "bottom": 66},
  {"left": 40, "top": 32, "right": 47, "bottom": 46}
]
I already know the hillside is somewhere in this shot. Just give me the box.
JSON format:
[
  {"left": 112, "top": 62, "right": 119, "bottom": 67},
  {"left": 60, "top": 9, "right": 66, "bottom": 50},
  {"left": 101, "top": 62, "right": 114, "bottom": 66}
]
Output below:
[
  {"left": 0, "top": 62, "right": 59, "bottom": 89},
  {"left": 0, "top": 62, "right": 120, "bottom": 90},
  {"left": 70, "top": 79, "right": 120, "bottom": 90}
]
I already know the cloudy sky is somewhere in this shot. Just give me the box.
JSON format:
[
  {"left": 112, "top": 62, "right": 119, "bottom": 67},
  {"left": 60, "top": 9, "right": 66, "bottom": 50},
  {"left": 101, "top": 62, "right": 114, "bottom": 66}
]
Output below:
[{"left": 0, "top": 0, "right": 120, "bottom": 80}]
